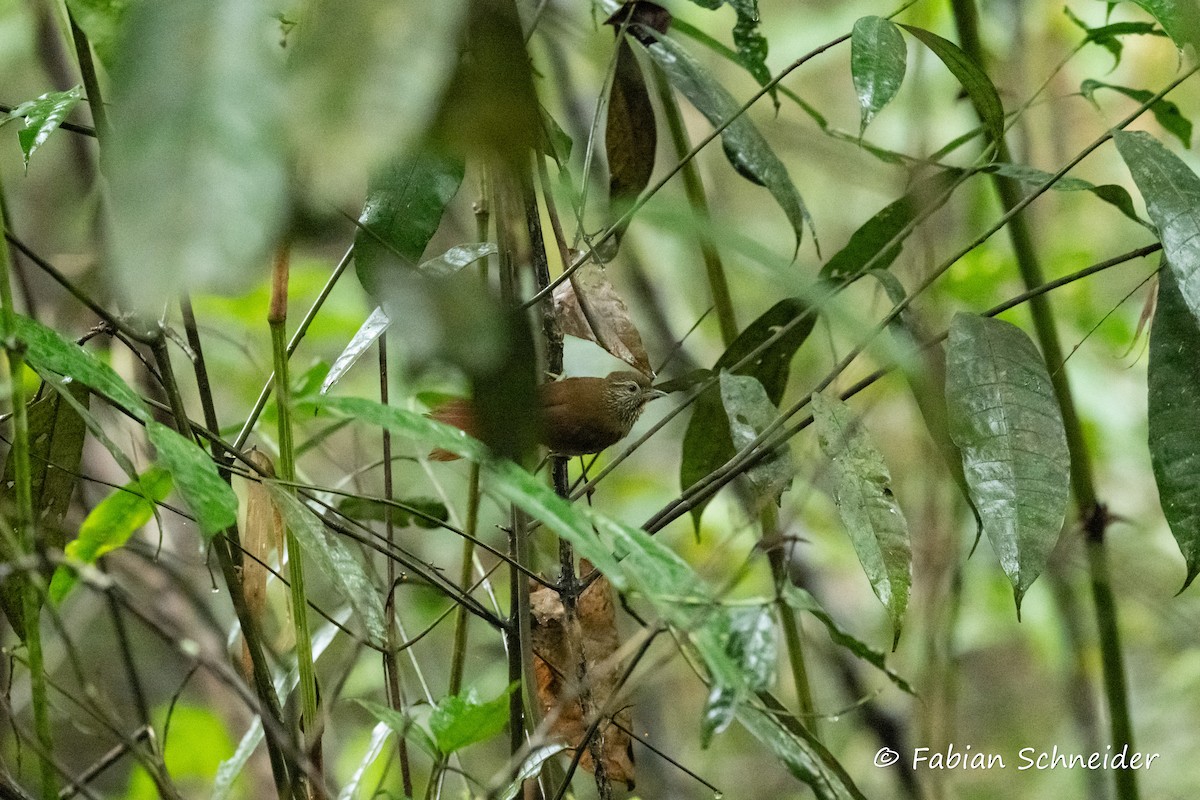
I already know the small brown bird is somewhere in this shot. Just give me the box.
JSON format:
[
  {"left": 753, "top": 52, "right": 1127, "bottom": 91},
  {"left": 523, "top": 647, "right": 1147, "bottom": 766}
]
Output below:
[{"left": 429, "top": 371, "right": 666, "bottom": 460}]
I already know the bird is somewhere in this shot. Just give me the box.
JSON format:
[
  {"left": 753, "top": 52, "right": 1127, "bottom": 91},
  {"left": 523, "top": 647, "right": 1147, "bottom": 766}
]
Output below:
[{"left": 428, "top": 370, "right": 667, "bottom": 460}]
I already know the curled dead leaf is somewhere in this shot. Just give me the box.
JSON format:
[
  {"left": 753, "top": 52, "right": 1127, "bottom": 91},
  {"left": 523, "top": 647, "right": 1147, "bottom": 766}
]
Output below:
[
  {"left": 552, "top": 261, "right": 653, "bottom": 377},
  {"left": 530, "top": 563, "right": 635, "bottom": 789}
]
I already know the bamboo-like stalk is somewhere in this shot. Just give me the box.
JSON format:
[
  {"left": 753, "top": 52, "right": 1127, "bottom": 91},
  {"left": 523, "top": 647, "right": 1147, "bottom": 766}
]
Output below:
[
  {"left": 947, "top": 4, "right": 1138, "bottom": 798},
  {"left": 178, "top": 295, "right": 294, "bottom": 798},
  {"left": 268, "top": 245, "right": 321, "bottom": 786},
  {"left": 0, "top": 208, "right": 56, "bottom": 800}
]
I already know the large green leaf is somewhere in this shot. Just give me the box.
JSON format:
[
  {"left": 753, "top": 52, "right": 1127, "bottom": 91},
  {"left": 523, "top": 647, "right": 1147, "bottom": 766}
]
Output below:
[
  {"left": 899, "top": 25, "right": 1005, "bottom": 149},
  {"left": 811, "top": 391, "right": 911, "bottom": 641},
  {"left": 634, "top": 28, "right": 813, "bottom": 251},
  {"left": 146, "top": 422, "right": 237, "bottom": 539},
  {"left": 354, "top": 150, "right": 466, "bottom": 300},
  {"left": 107, "top": 0, "right": 287, "bottom": 309},
  {"left": 1148, "top": 269, "right": 1200, "bottom": 590},
  {"left": 944, "top": 314, "right": 1071, "bottom": 610},
  {"left": 681, "top": 298, "right": 817, "bottom": 530},
  {"left": 1116, "top": 131, "right": 1200, "bottom": 320},
  {"left": 7, "top": 314, "right": 149, "bottom": 420},
  {"left": 49, "top": 467, "right": 173, "bottom": 603},
  {"left": 428, "top": 684, "right": 517, "bottom": 754},
  {"left": 719, "top": 372, "right": 795, "bottom": 508},
  {"left": 851, "top": 17, "right": 906, "bottom": 135},
  {"left": 267, "top": 485, "right": 388, "bottom": 647},
  {"left": 701, "top": 604, "right": 777, "bottom": 745},
  {"left": 5, "top": 87, "right": 83, "bottom": 168}
]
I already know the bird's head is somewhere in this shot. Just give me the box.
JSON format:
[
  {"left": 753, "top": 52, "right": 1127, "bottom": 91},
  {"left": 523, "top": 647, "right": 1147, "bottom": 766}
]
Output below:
[{"left": 602, "top": 370, "right": 667, "bottom": 431}]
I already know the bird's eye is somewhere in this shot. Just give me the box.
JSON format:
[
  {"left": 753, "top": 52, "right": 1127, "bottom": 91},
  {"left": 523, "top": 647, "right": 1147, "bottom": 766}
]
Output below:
[{"left": 626, "top": 383, "right": 639, "bottom": 394}]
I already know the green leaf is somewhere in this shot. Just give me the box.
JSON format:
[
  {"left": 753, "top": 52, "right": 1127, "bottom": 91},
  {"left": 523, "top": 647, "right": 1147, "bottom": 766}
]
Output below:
[
  {"left": 821, "top": 169, "right": 962, "bottom": 280},
  {"left": 7, "top": 87, "right": 83, "bottom": 168},
  {"left": 3, "top": 383, "right": 89, "bottom": 553},
  {"left": 682, "top": 0, "right": 773, "bottom": 100},
  {"left": 320, "top": 307, "right": 391, "bottom": 395},
  {"left": 1084, "top": 81, "right": 1192, "bottom": 148},
  {"left": 738, "top": 693, "right": 868, "bottom": 800},
  {"left": 944, "top": 314, "right": 1071, "bottom": 610},
  {"left": 635, "top": 28, "right": 814, "bottom": 252},
  {"left": 49, "top": 467, "right": 173, "bottom": 603},
  {"left": 782, "top": 585, "right": 914, "bottom": 693},
  {"left": 428, "top": 684, "right": 517, "bottom": 754},
  {"left": 1115, "top": 130, "right": 1200, "bottom": 317},
  {"left": 352, "top": 699, "right": 438, "bottom": 757},
  {"left": 267, "top": 485, "right": 389, "bottom": 647},
  {"left": 718, "top": 371, "right": 794, "bottom": 508},
  {"left": 146, "top": 422, "right": 237, "bottom": 538},
  {"left": 336, "top": 722, "right": 393, "bottom": 800},
  {"left": 495, "top": 745, "right": 570, "bottom": 800},
  {"left": 35, "top": 371, "right": 140, "bottom": 481},
  {"left": 418, "top": 243, "right": 497, "bottom": 277},
  {"left": 1148, "top": 268, "right": 1200, "bottom": 590},
  {"left": 1108, "top": 0, "right": 1200, "bottom": 51},
  {"left": 1066, "top": 6, "right": 1163, "bottom": 67},
  {"left": 0, "top": 382, "right": 89, "bottom": 638},
  {"left": 851, "top": 17, "right": 906, "bottom": 135},
  {"left": 899, "top": 25, "right": 1005, "bottom": 149},
  {"left": 335, "top": 495, "right": 448, "bottom": 529},
  {"left": 7, "top": 314, "right": 149, "bottom": 420},
  {"left": 701, "top": 604, "right": 777, "bottom": 745},
  {"left": 314, "top": 395, "right": 629, "bottom": 583},
  {"left": 355, "top": 149, "right": 466, "bottom": 302},
  {"left": 983, "top": 161, "right": 1148, "bottom": 227},
  {"left": 681, "top": 298, "right": 817, "bottom": 530},
  {"left": 811, "top": 391, "right": 911, "bottom": 641},
  {"left": 107, "top": 0, "right": 287, "bottom": 309}
]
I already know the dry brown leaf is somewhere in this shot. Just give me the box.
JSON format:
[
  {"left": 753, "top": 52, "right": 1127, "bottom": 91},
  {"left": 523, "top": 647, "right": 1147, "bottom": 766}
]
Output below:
[
  {"left": 240, "top": 449, "right": 284, "bottom": 678},
  {"left": 530, "top": 561, "right": 635, "bottom": 789},
  {"left": 552, "top": 261, "right": 653, "bottom": 377}
]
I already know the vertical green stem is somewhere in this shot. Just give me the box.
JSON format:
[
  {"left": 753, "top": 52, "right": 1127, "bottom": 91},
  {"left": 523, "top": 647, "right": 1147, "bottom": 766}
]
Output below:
[
  {"left": 763, "top": 508, "right": 815, "bottom": 725},
  {"left": 66, "top": 9, "right": 110, "bottom": 143},
  {"left": 268, "top": 247, "right": 320, "bottom": 770},
  {"left": 0, "top": 197, "right": 55, "bottom": 800},
  {"left": 948, "top": 4, "right": 1137, "bottom": 799},
  {"left": 378, "top": 335, "right": 414, "bottom": 798},
  {"left": 0, "top": 218, "right": 45, "bottom": 798},
  {"left": 653, "top": 68, "right": 739, "bottom": 344}
]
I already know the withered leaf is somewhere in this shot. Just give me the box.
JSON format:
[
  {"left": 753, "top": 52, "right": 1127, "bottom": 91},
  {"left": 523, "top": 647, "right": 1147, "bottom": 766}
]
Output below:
[
  {"left": 239, "top": 449, "right": 283, "bottom": 677},
  {"left": 530, "top": 563, "right": 634, "bottom": 789},
  {"left": 552, "top": 262, "right": 653, "bottom": 377},
  {"left": 606, "top": 37, "right": 657, "bottom": 206}
]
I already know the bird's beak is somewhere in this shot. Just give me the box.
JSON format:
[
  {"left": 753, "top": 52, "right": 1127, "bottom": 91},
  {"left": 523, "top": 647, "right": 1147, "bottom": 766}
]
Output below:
[{"left": 646, "top": 387, "right": 668, "bottom": 401}]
